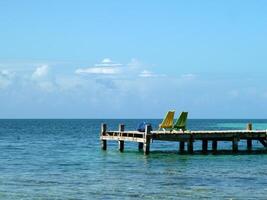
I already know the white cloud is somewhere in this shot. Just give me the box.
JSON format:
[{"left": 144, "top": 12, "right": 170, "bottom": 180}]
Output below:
[
  {"left": 126, "top": 59, "right": 144, "bottom": 75},
  {"left": 181, "top": 73, "right": 197, "bottom": 80},
  {"left": 139, "top": 70, "right": 165, "bottom": 78},
  {"left": 37, "top": 81, "right": 54, "bottom": 92},
  {"left": 32, "top": 65, "right": 49, "bottom": 79},
  {"left": 0, "top": 70, "right": 10, "bottom": 77},
  {"left": 96, "top": 58, "right": 122, "bottom": 67},
  {"left": 75, "top": 58, "right": 166, "bottom": 80},
  {"left": 0, "top": 58, "right": 167, "bottom": 94},
  {"left": 0, "top": 69, "right": 13, "bottom": 89},
  {"left": 30, "top": 65, "right": 55, "bottom": 92},
  {"left": 102, "top": 58, "right": 112, "bottom": 63},
  {"left": 75, "top": 58, "right": 122, "bottom": 75},
  {"left": 55, "top": 76, "right": 86, "bottom": 91},
  {"left": 0, "top": 79, "right": 10, "bottom": 89},
  {"left": 139, "top": 70, "right": 156, "bottom": 77},
  {"left": 75, "top": 67, "right": 120, "bottom": 75}
]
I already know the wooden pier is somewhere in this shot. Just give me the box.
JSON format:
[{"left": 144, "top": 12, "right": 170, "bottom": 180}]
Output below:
[{"left": 100, "top": 123, "right": 267, "bottom": 155}]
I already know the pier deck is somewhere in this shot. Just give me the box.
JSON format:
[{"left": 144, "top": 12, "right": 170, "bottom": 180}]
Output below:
[{"left": 100, "top": 123, "right": 267, "bottom": 154}]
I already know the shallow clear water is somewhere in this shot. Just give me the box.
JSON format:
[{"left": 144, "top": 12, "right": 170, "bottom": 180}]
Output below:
[{"left": 0, "top": 119, "right": 267, "bottom": 199}]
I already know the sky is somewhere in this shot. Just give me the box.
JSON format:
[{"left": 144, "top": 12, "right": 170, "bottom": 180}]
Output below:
[{"left": 0, "top": 0, "right": 267, "bottom": 118}]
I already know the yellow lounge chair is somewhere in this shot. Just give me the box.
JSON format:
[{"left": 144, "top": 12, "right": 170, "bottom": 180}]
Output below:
[{"left": 158, "top": 110, "right": 175, "bottom": 131}]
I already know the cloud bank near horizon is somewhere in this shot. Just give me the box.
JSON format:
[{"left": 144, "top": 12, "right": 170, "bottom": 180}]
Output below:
[{"left": 0, "top": 58, "right": 266, "bottom": 118}]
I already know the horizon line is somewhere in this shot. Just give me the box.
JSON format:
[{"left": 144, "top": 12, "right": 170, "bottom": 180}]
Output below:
[{"left": 0, "top": 118, "right": 266, "bottom": 120}]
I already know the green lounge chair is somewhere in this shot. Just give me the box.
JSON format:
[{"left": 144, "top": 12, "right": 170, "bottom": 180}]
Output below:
[{"left": 172, "top": 112, "right": 188, "bottom": 131}]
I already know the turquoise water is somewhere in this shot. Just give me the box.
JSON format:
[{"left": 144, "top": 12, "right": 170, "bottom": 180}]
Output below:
[{"left": 0, "top": 119, "right": 267, "bottom": 199}]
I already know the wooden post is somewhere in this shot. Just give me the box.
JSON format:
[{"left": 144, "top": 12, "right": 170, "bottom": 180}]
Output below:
[
  {"left": 232, "top": 137, "right": 239, "bottom": 153},
  {"left": 101, "top": 123, "right": 107, "bottom": 150},
  {"left": 202, "top": 140, "right": 208, "bottom": 153},
  {"left": 143, "top": 125, "right": 151, "bottom": 155},
  {"left": 187, "top": 137, "right": 194, "bottom": 154},
  {"left": 118, "top": 124, "right": 125, "bottom": 152},
  {"left": 212, "top": 140, "right": 217, "bottom": 154},
  {"left": 138, "top": 142, "right": 143, "bottom": 151},
  {"left": 179, "top": 141, "right": 185, "bottom": 153},
  {"left": 259, "top": 139, "right": 267, "bottom": 147},
  {"left": 247, "top": 123, "right": 252, "bottom": 151},
  {"left": 247, "top": 123, "right": 252, "bottom": 131}
]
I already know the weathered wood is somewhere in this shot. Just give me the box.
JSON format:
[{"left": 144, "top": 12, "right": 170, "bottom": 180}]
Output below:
[
  {"left": 202, "top": 140, "right": 208, "bottom": 153},
  {"left": 143, "top": 125, "right": 151, "bottom": 155},
  {"left": 259, "top": 139, "right": 267, "bottom": 147},
  {"left": 100, "top": 123, "right": 267, "bottom": 154},
  {"left": 101, "top": 123, "right": 107, "bottom": 150},
  {"left": 247, "top": 123, "right": 252, "bottom": 151},
  {"left": 247, "top": 139, "right": 252, "bottom": 151},
  {"left": 152, "top": 133, "right": 191, "bottom": 141},
  {"left": 101, "top": 123, "right": 107, "bottom": 136},
  {"left": 108, "top": 131, "right": 144, "bottom": 135},
  {"left": 101, "top": 135, "right": 145, "bottom": 143},
  {"left": 103, "top": 130, "right": 266, "bottom": 144},
  {"left": 143, "top": 143, "right": 150, "bottom": 154},
  {"left": 232, "top": 138, "right": 239, "bottom": 152},
  {"left": 212, "top": 140, "right": 217, "bottom": 154},
  {"left": 173, "top": 130, "right": 265, "bottom": 134},
  {"left": 118, "top": 141, "right": 124, "bottom": 152},
  {"left": 187, "top": 138, "right": 194, "bottom": 154},
  {"left": 247, "top": 123, "right": 252, "bottom": 131},
  {"left": 138, "top": 142, "right": 143, "bottom": 151},
  {"left": 118, "top": 124, "right": 125, "bottom": 152},
  {"left": 101, "top": 140, "right": 107, "bottom": 150},
  {"left": 179, "top": 141, "right": 185, "bottom": 152},
  {"left": 119, "top": 124, "right": 125, "bottom": 133},
  {"left": 107, "top": 130, "right": 267, "bottom": 139}
]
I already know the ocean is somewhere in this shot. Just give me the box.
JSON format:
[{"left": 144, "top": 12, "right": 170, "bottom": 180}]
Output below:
[{"left": 0, "top": 119, "right": 267, "bottom": 199}]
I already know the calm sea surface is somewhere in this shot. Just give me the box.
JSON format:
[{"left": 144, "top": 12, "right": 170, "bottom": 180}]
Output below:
[{"left": 0, "top": 119, "right": 267, "bottom": 199}]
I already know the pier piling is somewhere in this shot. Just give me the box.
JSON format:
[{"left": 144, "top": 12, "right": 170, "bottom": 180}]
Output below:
[
  {"left": 138, "top": 142, "right": 144, "bottom": 151},
  {"left": 232, "top": 137, "right": 239, "bottom": 153},
  {"left": 247, "top": 123, "right": 252, "bottom": 151},
  {"left": 187, "top": 138, "right": 194, "bottom": 154},
  {"left": 143, "top": 125, "right": 151, "bottom": 155},
  {"left": 212, "top": 140, "right": 218, "bottom": 154},
  {"left": 101, "top": 123, "right": 107, "bottom": 150},
  {"left": 118, "top": 124, "right": 125, "bottom": 152},
  {"left": 179, "top": 141, "right": 185, "bottom": 153},
  {"left": 202, "top": 140, "right": 208, "bottom": 153}
]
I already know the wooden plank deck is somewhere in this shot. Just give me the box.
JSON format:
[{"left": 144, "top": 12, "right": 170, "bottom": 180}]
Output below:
[{"left": 100, "top": 123, "right": 267, "bottom": 154}]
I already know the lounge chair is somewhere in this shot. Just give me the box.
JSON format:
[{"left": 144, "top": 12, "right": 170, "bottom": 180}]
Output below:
[
  {"left": 158, "top": 110, "right": 175, "bottom": 131},
  {"left": 172, "top": 112, "right": 188, "bottom": 131}
]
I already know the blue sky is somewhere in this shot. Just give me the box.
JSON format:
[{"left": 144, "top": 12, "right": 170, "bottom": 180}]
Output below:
[{"left": 0, "top": 0, "right": 267, "bottom": 118}]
